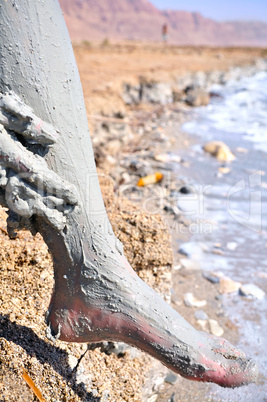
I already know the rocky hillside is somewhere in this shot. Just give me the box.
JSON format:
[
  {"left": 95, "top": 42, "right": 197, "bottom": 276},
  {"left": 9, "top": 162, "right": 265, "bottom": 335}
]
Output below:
[{"left": 59, "top": 0, "right": 267, "bottom": 46}]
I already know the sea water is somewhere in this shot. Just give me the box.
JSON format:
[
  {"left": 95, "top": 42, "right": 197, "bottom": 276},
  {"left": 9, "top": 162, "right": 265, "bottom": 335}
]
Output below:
[
  {"left": 184, "top": 71, "right": 267, "bottom": 153},
  {"left": 180, "top": 71, "right": 267, "bottom": 400}
]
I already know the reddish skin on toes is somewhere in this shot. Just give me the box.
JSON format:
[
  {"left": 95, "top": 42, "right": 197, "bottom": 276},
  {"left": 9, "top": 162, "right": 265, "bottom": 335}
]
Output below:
[{"left": 46, "top": 273, "right": 258, "bottom": 389}]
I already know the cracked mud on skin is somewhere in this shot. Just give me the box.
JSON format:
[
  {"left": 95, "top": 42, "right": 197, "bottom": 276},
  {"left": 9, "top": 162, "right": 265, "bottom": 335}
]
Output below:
[
  {"left": 45, "top": 244, "right": 258, "bottom": 389},
  {"left": 0, "top": 0, "right": 258, "bottom": 391}
]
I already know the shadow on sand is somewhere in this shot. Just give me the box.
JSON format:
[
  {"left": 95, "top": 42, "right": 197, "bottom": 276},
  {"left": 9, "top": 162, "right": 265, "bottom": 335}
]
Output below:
[{"left": 0, "top": 314, "right": 100, "bottom": 401}]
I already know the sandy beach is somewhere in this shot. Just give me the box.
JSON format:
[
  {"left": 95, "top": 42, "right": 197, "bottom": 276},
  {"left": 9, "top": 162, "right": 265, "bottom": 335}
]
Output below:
[{"left": 1, "top": 42, "right": 266, "bottom": 401}]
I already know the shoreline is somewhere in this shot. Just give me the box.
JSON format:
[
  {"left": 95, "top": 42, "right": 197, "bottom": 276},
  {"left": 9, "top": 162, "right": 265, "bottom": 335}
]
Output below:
[{"left": 91, "top": 60, "right": 267, "bottom": 400}]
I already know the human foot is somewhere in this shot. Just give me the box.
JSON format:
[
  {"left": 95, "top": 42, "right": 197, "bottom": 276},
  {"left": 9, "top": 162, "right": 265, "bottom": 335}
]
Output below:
[{"left": 45, "top": 250, "right": 258, "bottom": 388}]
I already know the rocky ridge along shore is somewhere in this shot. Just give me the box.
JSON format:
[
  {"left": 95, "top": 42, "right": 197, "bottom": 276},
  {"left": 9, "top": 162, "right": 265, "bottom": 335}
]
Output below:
[{"left": 0, "top": 55, "right": 266, "bottom": 401}]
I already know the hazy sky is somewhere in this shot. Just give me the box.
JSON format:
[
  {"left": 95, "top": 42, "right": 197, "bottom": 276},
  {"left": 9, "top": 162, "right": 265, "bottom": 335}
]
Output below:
[{"left": 151, "top": 0, "right": 267, "bottom": 22}]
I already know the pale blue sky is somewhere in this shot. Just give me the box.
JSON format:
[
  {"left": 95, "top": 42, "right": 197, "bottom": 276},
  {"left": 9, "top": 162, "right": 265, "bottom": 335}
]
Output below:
[{"left": 151, "top": 0, "right": 267, "bottom": 22}]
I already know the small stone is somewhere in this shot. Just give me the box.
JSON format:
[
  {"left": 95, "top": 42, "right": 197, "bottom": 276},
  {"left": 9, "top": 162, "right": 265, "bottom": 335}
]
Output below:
[
  {"left": 40, "top": 270, "right": 49, "bottom": 280},
  {"left": 154, "top": 153, "right": 169, "bottom": 163},
  {"left": 154, "top": 153, "right": 181, "bottom": 164},
  {"left": 219, "top": 276, "right": 241, "bottom": 294},
  {"left": 165, "top": 372, "right": 178, "bottom": 385},
  {"left": 101, "top": 341, "right": 131, "bottom": 356},
  {"left": 101, "top": 390, "right": 110, "bottom": 402},
  {"left": 209, "top": 319, "right": 224, "bottom": 337},
  {"left": 68, "top": 355, "right": 78, "bottom": 370},
  {"left": 194, "top": 310, "right": 208, "bottom": 321},
  {"left": 184, "top": 86, "right": 210, "bottom": 107},
  {"left": 184, "top": 292, "right": 207, "bottom": 307},
  {"left": 203, "top": 141, "right": 235, "bottom": 162},
  {"left": 173, "top": 264, "right": 181, "bottom": 271},
  {"left": 76, "top": 363, "right": 93, "bottom": 392},
  {"left": 219, "top": 167, "right": 231, "bottom": 174},
  {"left": 106, "top": 155, "right": 116, "bottom": 165},
  {"left": 203, "top": 272, "right": 221, "bottom": 284},
  {"left": 196, "top": 319, "right": 208, "bottom": 330},
  {"left": 178, "top": 242, "right": 207, "bottom": 258},
  {"left": 179, "top": 186, "right": 192, "bottom": 194},
  {"left": 225, "top": 319, "right": 238, "bottom": 331},
  {"left": 180, "top": 258, "right": 200, "bottom": 270},
  {"left": 212, "top": 248, "right": 224, "bottom": 255},
  {"left": 147, "top": 395, "right": 158, "bottom": 402},
  {"left": 121, "top": 172, "right": 131, "bottom": 183},
  {"left": 226, "top": 242, "right": 238, "bottom": 251},
  {"left": 239, "top": 284, "right": 265, "bottom": 300}
]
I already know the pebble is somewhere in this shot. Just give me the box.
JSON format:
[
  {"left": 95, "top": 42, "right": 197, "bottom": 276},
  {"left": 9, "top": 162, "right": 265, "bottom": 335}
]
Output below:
[
  {"left": 209, "top": 319, "right": 224, "bottom": 337},
  {"left": 239, "top": 284, "right": 265, "bottom": 300},
  {"left": 203, "top": 141, "right": 235, "bottom": 162},
  {"left": 194, "top": 310, "right": 208, "bottom": 321},
  {"left": 165, "top": 372, "right": 178, "bottom": 385},
  {"left": 184, "top": 292, "right": 207, "bottom": 307},
  {"left": 68, "top": 354, "right": 78, "bottom": 370},
  {"left": 203, "top": 271, "right": 223, "bottom": 284},
  {"left": 76, "top": 363, "right": 93, "bottom": 392},
  {"left": 212, "top": 248, "right": 224, "bottom": 255},
  {"left": 154, "top": 153, "right": 181, "bottom": 164},
  {"left": 147, "top": 395, "right": 158, "bottom": 402},
  {"left": 180, "top": 258, "right": 200, "bottom": 270},
  {"left": 196, "top": 319, "right": 208, "bottom": 330},
  {"left": 178, "top": 241, "right": 207, "bottom": 259},
  {"left": 219, "top": 166, "right": 231, "bottom": 174},
  {"left": 101, "top": 390, "right": 110, "bottom": 402},
  {"left": 219, "top": 276, "right": 241, "bottom": 294},
  {"left": 121, "top": 172, "right": 131, "bottom": 183},
  {"left": 179, "top": 185, "right": 192, "bottom": 194}
]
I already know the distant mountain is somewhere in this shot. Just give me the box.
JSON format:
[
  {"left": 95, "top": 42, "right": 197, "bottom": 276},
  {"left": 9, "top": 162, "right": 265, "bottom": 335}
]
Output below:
[{"left": 59, "top": 0, "right": 267, "bottom": 46}]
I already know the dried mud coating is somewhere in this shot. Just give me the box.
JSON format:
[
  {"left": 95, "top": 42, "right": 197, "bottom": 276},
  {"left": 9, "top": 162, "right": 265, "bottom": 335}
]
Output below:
[
  {"left": 0, "top": 0, "right": 258, "bottom": 389},
  {"left": 0, "top": 92, "right": 77, "bottom": 237}
]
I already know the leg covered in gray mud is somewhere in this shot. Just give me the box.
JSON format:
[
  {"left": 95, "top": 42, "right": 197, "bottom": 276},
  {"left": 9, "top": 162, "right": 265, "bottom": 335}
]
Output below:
[{"left": 0, "top": 0, "right": 258, "bottom": 388}]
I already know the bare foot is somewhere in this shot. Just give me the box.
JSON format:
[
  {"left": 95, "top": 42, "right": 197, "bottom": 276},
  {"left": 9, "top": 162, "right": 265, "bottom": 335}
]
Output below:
[{"left": 45, "top": 251, "right": 258, "bottom": 388}]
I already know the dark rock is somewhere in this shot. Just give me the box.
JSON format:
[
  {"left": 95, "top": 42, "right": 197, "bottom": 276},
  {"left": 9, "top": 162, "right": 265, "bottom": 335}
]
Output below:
[
  {"left": 203, "top": 272, "right": 220, "bottom": 284},
  {"left": 179, "top": 185, "right": 192, "bottom": 194},
  {"left": 184, "top": 85, "right": 210, "bottom": 107}
]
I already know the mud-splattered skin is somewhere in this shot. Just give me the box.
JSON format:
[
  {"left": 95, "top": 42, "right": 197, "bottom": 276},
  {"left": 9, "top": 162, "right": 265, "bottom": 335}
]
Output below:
[{"left": 0, "top": 0, "right": 258, "bottom": 388}]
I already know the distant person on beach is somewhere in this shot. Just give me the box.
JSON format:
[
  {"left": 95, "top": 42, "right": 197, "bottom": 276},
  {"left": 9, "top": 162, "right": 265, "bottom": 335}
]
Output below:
[{"left": 162, "top": 23, "right": 168, "bottom": 42}]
